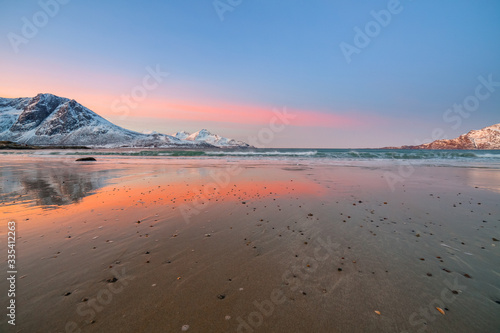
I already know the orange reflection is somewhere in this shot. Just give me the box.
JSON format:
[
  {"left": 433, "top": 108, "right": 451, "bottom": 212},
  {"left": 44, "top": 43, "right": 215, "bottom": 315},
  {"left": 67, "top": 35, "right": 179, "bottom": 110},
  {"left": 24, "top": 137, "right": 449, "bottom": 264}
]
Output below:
[{"left": 0, "top": 164, "right": 327, "bottom": 234}]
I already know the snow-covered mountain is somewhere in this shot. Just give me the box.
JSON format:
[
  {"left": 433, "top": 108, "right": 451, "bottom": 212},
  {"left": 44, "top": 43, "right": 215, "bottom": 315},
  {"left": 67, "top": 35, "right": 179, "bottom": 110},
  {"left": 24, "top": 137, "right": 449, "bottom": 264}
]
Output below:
[
  {"left": 0, "top": 93, "right": 250, "bottom": 148},
  {"left": 174, "top": 129, "right": 250, "bottom": 147},
  {"left": 393, "top": 123, "right": 500, "bottom": 150},
  {"left": 171, "top": 131, "right": 190, "bottom": 140}
]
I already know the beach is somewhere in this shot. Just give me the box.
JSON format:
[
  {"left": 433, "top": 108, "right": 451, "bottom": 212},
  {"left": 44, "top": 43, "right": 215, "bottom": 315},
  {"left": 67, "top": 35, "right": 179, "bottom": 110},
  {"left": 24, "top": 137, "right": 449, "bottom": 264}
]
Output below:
[{"left": 1, "top": 154, "right": 499, "bottom": 332}]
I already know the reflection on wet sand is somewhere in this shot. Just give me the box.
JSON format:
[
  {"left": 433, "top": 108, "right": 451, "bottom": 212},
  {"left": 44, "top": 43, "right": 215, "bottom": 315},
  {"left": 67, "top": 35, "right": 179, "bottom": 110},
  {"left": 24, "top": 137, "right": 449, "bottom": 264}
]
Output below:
[
  {"left": 0, "top": 162, "right": 125, "bottom": 208},
  {"left": 0, "top": 159, "right": 499, "bottom": 333},
  {"left": 465, "top": 167, "right": 500, "bottom": 193}
]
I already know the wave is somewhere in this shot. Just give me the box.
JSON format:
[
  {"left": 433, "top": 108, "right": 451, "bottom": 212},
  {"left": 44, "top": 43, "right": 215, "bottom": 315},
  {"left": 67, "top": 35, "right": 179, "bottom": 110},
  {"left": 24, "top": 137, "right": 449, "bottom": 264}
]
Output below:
[
  {"left": 5, "top": 149, "right": 500, "bottom": 165},
  {"left": 204, "top": 150, "right": 318, "bottom": 157}
]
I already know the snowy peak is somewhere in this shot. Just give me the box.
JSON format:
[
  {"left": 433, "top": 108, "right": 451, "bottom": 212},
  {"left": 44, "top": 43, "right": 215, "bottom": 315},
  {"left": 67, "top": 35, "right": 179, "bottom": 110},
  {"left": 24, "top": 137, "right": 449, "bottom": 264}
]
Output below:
[
  {"left": 186, "top": 129, "right": 213, "bottom": 141},
  {"left": 0, "top": 93, "right": 211, "bottom": 148},
  {"left": 185, "top": 129, "right": 250, "bottom": 147},
  {"left": 394, "top": 123, "right": 500, "bottom": 150},
  {"left": 464, "top": 123, "right": 500, "bottom": 149},
  {"left": 10, "top": 93, "right": 69, "bottom": 132},
  {"left": 0, "top": 93, "right": 251, "bottom": 148},
  {"left": 171, "top": 131, "right": 191, "bottom": 140}
]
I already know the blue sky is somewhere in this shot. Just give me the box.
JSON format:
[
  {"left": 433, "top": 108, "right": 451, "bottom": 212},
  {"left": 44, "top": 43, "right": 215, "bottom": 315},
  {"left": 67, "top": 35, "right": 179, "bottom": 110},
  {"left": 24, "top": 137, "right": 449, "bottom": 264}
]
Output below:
[{"left": 1, "top": 0, "right": 499, "bottom": 147}]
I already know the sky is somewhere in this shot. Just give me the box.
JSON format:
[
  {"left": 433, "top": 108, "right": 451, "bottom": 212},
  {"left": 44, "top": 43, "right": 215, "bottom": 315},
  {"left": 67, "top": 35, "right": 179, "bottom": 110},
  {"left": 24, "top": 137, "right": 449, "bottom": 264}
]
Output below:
[{"left": 1, "top": 0, "right": 499, "bottom": 148}]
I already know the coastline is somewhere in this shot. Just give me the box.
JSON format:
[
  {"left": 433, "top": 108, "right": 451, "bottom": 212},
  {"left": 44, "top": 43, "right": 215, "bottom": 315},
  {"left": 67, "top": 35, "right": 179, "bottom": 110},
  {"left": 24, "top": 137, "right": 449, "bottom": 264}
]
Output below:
[{"left": 1, "top": 156, "right": 499, "bottom": 332}]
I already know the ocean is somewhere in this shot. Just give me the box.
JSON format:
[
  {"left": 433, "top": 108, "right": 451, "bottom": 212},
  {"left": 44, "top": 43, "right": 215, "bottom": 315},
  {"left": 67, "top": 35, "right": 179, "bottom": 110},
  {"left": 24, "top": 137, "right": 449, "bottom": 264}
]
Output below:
[{"left": 2, "top": 148, "right": 500, "bottom": 169}]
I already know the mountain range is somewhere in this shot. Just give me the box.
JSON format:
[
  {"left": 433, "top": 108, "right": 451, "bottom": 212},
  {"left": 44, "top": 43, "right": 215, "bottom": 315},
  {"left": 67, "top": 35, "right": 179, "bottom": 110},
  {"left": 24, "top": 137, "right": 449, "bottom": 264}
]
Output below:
[
  {"left": 0, "top": 93, "right": 250, "bottom": 148},
  {"left": 390, "top": 123, "right": 500, "bottom": 150},
  {"left": 172, "top": 129, "right": 250, "bottom": 147}
]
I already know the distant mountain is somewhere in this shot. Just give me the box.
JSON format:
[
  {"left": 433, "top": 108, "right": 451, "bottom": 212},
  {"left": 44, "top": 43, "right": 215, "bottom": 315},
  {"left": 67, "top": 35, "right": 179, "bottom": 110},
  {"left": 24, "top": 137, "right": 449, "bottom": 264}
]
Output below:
[
  {"left": 173, "top": 129, "right": 250, "bottom": 148},
  {"left": 171, "top": 131, "right": 190, "bottom": 140},
  {"left": 0, "top": 93, "right": 249, "bottom": 148},
  {"left": 388, "top": 123, "right": 500, "bottom": 150}
]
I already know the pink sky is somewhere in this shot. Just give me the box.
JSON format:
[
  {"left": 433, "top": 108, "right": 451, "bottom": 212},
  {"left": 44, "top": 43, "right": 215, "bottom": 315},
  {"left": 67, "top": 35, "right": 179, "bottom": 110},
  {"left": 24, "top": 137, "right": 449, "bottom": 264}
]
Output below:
[{"left": 0, "top": 63, "right": 385, "bottom": 147}]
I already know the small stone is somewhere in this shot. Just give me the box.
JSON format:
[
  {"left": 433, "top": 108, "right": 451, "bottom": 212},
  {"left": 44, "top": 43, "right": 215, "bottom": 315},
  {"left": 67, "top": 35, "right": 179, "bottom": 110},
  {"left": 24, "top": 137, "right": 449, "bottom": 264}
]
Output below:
[
  {"left": 217, "top": 294, "right": 226, "bottom": 300},
  {"left": 181, "top": 324, "right": 190, "bottom": 331},
  {"left": 64, "top": 292, "right": 71, "bottom": 296}
]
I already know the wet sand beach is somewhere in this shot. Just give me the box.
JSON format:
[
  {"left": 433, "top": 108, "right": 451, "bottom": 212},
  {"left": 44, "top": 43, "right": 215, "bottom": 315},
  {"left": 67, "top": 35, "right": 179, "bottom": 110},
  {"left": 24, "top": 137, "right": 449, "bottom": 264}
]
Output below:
[{"left": 1, "top": 156, "right": 499, "bottom": 332}]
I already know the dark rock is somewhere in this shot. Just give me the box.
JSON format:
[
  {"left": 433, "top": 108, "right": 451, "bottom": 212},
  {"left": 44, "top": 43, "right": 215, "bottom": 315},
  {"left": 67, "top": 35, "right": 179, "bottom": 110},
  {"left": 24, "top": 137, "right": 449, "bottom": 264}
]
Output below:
[{"left": 76, "top": 157, "right": 96, "bottom": 162}]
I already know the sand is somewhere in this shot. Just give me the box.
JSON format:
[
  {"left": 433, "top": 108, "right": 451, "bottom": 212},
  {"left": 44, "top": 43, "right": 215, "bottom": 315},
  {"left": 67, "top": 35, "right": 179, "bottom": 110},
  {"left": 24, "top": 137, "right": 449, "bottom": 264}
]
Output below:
[{"left": 0, "top": 156, "right": 499, "bottom": 332}]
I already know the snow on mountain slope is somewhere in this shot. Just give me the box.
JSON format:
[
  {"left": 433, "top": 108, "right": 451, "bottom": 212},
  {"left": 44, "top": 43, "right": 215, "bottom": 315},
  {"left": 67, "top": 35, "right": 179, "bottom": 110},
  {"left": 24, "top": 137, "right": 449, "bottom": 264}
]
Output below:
[
  {"left": 171, "top": 131, "right": 190, "bottom": 140},
  {"left": 184, "top": 129, "right": 250, "bottom": 147},
  {"left": 0, "top": 93, "right": 210, "bottom": 148},
  {"left": 392, "top": 123, "right": 500, "bottom": 150},
  {"left": 0, "top": 97, "right": 31, "bottom": 133},
  {"left": 466, "top": 123, "right": 500, "bottom": 148}
]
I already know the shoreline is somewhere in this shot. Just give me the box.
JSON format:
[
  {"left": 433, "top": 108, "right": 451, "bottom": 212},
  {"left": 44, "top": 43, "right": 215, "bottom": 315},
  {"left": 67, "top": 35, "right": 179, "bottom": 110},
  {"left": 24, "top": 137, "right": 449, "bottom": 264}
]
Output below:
[{"left": 0, "top": 157, "right": 499, "bottom": 332}]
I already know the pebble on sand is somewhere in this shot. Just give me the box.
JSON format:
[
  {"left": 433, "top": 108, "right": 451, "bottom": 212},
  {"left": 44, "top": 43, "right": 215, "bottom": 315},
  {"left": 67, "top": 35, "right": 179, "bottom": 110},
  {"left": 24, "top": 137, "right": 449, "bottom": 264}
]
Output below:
[{"left": 181, "top": 324, "right": 190, "bottom": 331}]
